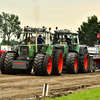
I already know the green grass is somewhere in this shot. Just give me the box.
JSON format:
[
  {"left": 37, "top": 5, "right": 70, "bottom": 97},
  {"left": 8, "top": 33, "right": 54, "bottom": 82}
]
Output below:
[{"left": 41, "top": 88, "right": 100, "bottom": 100}]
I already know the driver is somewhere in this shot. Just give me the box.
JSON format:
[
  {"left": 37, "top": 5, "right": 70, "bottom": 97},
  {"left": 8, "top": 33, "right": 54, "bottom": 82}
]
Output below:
[
  {"left": 65, "top": 35, "right": 71, "bottom": 44},
  {"left": 38, "top": 35, "right": 44, "bottom": 44}
]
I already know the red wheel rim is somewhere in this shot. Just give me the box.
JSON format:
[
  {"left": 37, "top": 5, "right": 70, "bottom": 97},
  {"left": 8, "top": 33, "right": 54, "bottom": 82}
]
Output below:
[
  {"left": 58, "top": 53, "right": 63, "bottom": 73},
  {"left": 74, "top": 57, "right": 78, "bottom": 70},
  {"left": 47, "top": 57, "right": 52, "bottom": 74},
  {"left": 84, "top": 55, "right": 88, "bottom": 69}
]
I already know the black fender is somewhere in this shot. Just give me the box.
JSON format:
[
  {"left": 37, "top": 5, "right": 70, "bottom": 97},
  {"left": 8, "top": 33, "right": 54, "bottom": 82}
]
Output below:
[
  {"left": 79, "top": 45, "right": 88, "bottom": 55},
  {"left": 34, "top": 52, "right": 47, "bottom": 57},
  {"left": 69, "top": 50, "right": 78, "bottom": 54},
  {"left": 52, "top": 46, "right": 64, "bottom": 53},
  {"left": 7, "top": 51, "right": 18, "bottom": 55}
]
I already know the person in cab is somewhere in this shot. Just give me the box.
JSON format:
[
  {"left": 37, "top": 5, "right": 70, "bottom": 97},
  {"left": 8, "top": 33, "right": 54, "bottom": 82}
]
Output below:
[
  {"left": 38, "top": 35, "right": 44, "bottom": 44},
  {"left": 64, "top": 35, "right": 71, "bottom": 44}
]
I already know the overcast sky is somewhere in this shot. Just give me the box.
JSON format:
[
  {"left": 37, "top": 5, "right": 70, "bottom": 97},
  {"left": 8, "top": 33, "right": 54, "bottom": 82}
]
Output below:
[{"left": 0, "top": 0, "right": 100, "bottom": 33}]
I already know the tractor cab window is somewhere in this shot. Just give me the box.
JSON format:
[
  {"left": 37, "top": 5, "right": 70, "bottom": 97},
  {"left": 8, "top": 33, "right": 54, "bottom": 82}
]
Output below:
[
  {"left": 23, "top": 33, "right": 45, "bottom": 44},
  {"left": 72, "top": 35, "right": 79, "bottom": 44},
  {"left": 54, "top": 34, "right": 63, "bottom": 44},
  {"left": 23, "top": 33, "right": 36, "bottom": 44},
  {"left": 53, "top": 34, "right": 72, "bottom": 44},
  {"left": 63, "top": 34, "right": 72, "bottom": 44}
]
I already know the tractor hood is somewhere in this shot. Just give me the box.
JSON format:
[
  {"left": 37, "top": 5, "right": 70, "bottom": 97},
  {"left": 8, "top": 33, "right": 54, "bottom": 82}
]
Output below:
[
  {"left": 19, "top": 44, "right": 36, "bottom": 57},
  {"left": 19, "top": 44, "right": 50, "bottom": 57}
]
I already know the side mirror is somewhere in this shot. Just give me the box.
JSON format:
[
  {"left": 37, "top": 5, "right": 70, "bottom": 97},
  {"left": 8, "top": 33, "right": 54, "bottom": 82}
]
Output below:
[
  {"left": 79, "top": 34, "right": 82, "bottom": 40},
  {"left": 50, "top": 35, "right": 52, "bottom": 41}
]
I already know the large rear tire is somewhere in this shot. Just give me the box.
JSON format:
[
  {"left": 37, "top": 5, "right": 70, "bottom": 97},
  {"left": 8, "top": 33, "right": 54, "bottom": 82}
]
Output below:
[
  {"left": 66, "top": 53, "right": 79, "bottom": 74},
  {"left": 34, "top": 54, "right": 52, "bottom": 76},
  {"left": 79, "top": 48, "right": 89, "bottom": 73},
  {"left": 52, "top": 49, "right": 63, "bottom": 75},
  {"left": 1, "top": 52, "right": 7, "bottom": 74},
  {"left": 4, "top": 53, "right": 18, "bottom": 74}
]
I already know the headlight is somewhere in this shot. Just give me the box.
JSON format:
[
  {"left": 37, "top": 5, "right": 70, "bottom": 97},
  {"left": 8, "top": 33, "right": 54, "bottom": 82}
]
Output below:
[{"left": 27, "top": 57, "right": 29, "bottom": 60}]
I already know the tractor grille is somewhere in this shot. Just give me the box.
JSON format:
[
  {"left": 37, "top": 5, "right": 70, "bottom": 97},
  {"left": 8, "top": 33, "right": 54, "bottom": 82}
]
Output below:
[{"left": 20, "top": 46, "right": 29, "bottom": 56}]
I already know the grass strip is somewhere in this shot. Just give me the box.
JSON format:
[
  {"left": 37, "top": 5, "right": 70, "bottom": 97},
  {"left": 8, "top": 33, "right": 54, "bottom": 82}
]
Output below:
[{"left": 40, "top": 88, "right": 100, "bottom": 100}]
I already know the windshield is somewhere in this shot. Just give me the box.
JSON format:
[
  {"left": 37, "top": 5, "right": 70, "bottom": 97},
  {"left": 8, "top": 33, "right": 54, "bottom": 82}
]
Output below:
[
  {"left": 53, "top": 34, "right": 72, "bottom": 44},
  {"left": 23, "top": 33, "right": 45, "bottom": 44},
  {"left": 23, "top": 33, "right": 35, "bottom": 43}
]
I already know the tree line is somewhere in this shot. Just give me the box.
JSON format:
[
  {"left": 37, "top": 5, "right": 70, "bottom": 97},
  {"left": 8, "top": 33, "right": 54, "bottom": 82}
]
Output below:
[
  {"left": 0, "top": 12, "right": 100, "bottom": 46},
  {"left": 0, "top": 12, "right": 22, "bottom": 46},
  {"left": 77, "top": 15, "right": 100, "bottom": 46}
]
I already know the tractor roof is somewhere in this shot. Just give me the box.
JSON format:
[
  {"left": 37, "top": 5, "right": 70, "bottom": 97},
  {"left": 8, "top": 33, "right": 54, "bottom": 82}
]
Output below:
[
  {"left": 24, "top": 26, "right": 46, "bottom": 33},
  {"left": 54, "top": 30, "right": 78, "bottom": 35}
]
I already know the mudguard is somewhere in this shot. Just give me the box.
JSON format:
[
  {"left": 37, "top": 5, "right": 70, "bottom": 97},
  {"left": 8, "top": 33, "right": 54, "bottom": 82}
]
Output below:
[{"left": 79, "top": 45, "right": 88, "bottom": 55}]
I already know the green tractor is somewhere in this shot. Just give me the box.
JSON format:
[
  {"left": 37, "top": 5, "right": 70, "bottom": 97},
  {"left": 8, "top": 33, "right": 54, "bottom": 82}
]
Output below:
[
  {"left": 0, "top": 26, "right": 89, "bottom": 76},
  {"left": 52, "top": 29, "right": 89, "bottom": 74},
  {"left": 0, "top": 26, "right": 63, "bottom": 75}
]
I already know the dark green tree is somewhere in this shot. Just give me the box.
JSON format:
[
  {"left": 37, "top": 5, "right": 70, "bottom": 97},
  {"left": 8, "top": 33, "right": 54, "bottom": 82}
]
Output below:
[
  {"left": 0, "top": 39, "right": 8, "bottom": 45},
  {"left": 10, "top": 39, "right": 19, "bottom": 46},
  {"left": 0, "top": 12, "right": 22, "bottom": 45},
  {"left": 0, "top": 39, "right": 19, "bottom": 46},
  {"left": 78, "top": 15, "right": 100, "bottom": 46}
]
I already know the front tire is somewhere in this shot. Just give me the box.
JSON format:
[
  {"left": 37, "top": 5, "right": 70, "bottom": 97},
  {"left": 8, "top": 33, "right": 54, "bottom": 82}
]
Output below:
[
  {"left": 4, "top": 53, "right": 18, "bottom": 74},
  {"left": 34, "top": 54, "right": 44, "bottom": 76},
  {"left": 1, "top": 52, "right": 7, "bottom": 74},
  {"left": 66, "top": 53, "right": 79, "bottom": 74}
]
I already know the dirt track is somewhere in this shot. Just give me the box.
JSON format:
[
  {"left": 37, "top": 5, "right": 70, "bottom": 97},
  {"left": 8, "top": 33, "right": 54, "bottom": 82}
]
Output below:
[{"left": 0, "top": 71, "right": 100, "bottom": 100}]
